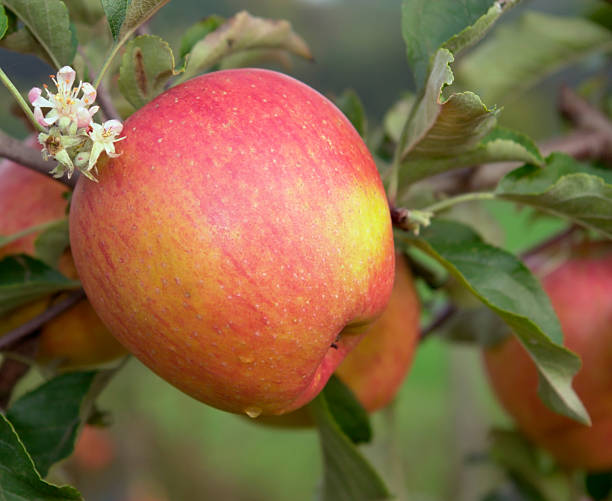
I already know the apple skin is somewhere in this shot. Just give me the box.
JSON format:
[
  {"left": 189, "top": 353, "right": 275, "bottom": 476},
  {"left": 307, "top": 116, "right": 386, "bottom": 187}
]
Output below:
[
  {"left": 258, "top": 253, "right": 420, "bottom": 426},
  {"left": 484, "top": 244, "right": 612, "bottom": 471},
  {"left": 0, "top": 151, "right": 126, "bottom": 369},
  {"left": 69, "top": 68, "right": 395, "bottom": 416}
]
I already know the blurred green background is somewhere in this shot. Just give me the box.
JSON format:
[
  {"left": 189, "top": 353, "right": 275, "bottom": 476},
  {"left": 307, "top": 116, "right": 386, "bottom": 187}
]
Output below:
[{"left": 0, "top": 0, "right": 602, "bottom": 499}]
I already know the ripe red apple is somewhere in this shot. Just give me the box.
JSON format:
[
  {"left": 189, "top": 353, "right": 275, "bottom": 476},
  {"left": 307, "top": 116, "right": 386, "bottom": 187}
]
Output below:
[
  {"left": 0, "top": 151, "right": 126, "bottom": 369},
  {"left": 484, "top": 244, "right": 612, "bottom": 470},
  {"left": 69, "top": 68, "right": 395, "bottom": 416},
  {"left": 258, "top": 253, "right": 420, "bottom": 426}
]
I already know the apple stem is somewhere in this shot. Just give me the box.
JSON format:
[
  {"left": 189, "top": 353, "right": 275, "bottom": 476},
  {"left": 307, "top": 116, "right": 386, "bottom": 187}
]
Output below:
[
  {"left": 0, "top": 289, "right": 86, "bottom": 351},
  {"left": 0, "top": 129, "right": 78, "bottom": 188}
]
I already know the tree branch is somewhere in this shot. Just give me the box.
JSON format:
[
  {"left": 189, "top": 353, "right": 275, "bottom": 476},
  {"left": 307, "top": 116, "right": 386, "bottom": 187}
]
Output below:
[
  {"left": 0, "top": 289, "right": 86, "bottom": 350},
  {"left": 0, "top": 130, "right": 78, "bottom": 189},
  {"left": 0, "top": 336, "right": 38, "bottom": 410}
]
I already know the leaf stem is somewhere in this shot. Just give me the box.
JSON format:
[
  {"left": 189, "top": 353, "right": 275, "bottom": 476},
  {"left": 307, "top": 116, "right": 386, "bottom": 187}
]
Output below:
[
  {"left": 0, "top": 67, "right": 45, "bottom": 133},
  {"left": 423, "top": 191, "right": 496, "bottom": 213},
  {"left": 0, "top": 218, "right": 68, "bottom": 249},
  {"left": 93, "top": 45, "right": 121, "bottom": 89}
]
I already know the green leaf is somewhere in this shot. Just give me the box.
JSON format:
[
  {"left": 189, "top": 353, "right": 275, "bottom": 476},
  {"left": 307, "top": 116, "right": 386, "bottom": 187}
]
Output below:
[
  {"left": 0, "top": 5, "right": 8, "bottom": 39},
  {"left": 401, "top": 0, "right": 516, "bottom": 89},
  {"left": 585, "top": 471, "right": 612, "bottom": 501},
  {"left": 309, "top": 392, "right": 391, "bottom": 501},
  {"left": 6, "top": 371, "right": 103, "bottom": 477},
  {"left": 100, "top": 0, "right": 128, "bottom": 41},
  {"left": 34, "top": 218, "right": 70, "bottom": 268},
  {"left": 118, "top": 0, "right": 170, "bottom": 46},
  {"left": 180, "top": 10, "right": 313, "bottom": 83},
  {"left": 0, "top": 254, "right": 80, "bottom": 317},
  {"left": 457, "top": 11, "right": 612, "bottom": 104},
  {"left": 63, "top": 0, "right": 105, "bottom": 25},
  {"left": 179, "top": 14, "right": 225, "bottom": 62},
  {"left": 489, "top": 429, "right": 572, "bottom": 501},
  {"left": 0, "top": 413, "right": 82, "bottom": 500},
  {"left": 323, "top": 375, "right": 371, "bottom": 445},
  {"left": 482, "top": 127, "right": 543, "bottom": 165},
  {"left": 0, "top": 27, "right": 53, "bottom": 66},
  {"left": 401, "top": 220, "right": 590, "bottom": 424},
  {"left": 118, "top": 34, "right": 177, "bottom": 109},
  {"left": 334, "top": 89, "right": 367, "bottom": 139},
  {"left": 2, "top": 0, "right": 77, "bottom": 67},
  {"left": 496, "top": 153, "right": 612, "bottom": 238}
]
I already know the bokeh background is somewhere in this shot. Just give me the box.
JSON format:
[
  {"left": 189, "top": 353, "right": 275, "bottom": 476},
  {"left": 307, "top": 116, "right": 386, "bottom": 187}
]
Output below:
[{"left": 0, "top": 0, "right": 604, "bottom": 499}]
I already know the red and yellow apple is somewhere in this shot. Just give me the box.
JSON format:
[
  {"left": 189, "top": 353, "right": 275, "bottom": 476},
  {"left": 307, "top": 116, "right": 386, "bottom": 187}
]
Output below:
[
  {"left": 259, "top": 253, "right": 420, "bottom": 426},
  {"left": 0, "top": 151, "right": 126, "bottom": 369},
  {"left": 69, "top": 68, "right": 395, "bottom": 416},
  {"left": 484, "top": 244, "right": 612, "bottom": 470}
]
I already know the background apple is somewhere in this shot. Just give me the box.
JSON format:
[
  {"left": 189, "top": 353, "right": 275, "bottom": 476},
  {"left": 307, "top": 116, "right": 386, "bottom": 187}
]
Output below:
[
  {"left": 484, "top": 243, "right": 612, "bottom": 471},
  {"left": 0, "top": 151, "right": 126, "bottom": 369},
  {"left": 69, "top": 68, "right": 395, "bottom": 417}
]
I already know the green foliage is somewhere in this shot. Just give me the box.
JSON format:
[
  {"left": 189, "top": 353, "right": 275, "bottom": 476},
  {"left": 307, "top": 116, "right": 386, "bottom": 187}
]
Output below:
[
  {"left": 179, "top": 15, "right": 225, "bottom": 63},
  {"left": 2, "top": 0, "right": 77, "bottom": 67},
  {"left": 322, "top": 375, "right": 371, "bottom": 445},
  {"left": 401, "top": 0, "right": 515, "bottom": 89},
  {"left": 34, "top": 218, "right": 70, "bottom": 267},
  {"left": 400, "top": 220, "right": 590, "bottom": 425},
  {"left": 179, "top": 11, "right": 312, "bottom": 83},
  {"left": 457, "top": 11, "right": 612, "bottom": 104},
  {"left": 0, "top": 5, "right": 8, "bottom": 39},
  {"left": 0, "top": 254, "right": 80, "bottom": 317},
  {"left": 6, "top": 371, "right": 101, "bottom": 477},
  {"left": 100, "top": 0, "right": 128, "bottom": 41},
  {"left": 309, "top": 390, "right": 391, "bottom": 501},
  {"left": 118, "top": 34, "right": 177, "bottom": 109},
  {"left": 585, "top": 471, "right": 612, "bottom": 501},
  {"left": 334, "top": 89, "right": 367, "bottom": 139},
  {"left": 488, "top": 429, "right": 572, "bottom": 501},
  {"left": 0, "top": 413, "right": 82, "bottom": 500},
  {"left": 496, "top": 153, "right": 612, "bottom": 238}
]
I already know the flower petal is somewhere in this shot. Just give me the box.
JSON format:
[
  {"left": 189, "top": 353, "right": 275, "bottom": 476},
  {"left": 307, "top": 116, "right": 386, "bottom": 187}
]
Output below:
[
  {"left": 81, "top": 82, "right": 97, "bottom": 105},
  {"left": 57, "top": 66, "right": 76, "bottom": 90}
]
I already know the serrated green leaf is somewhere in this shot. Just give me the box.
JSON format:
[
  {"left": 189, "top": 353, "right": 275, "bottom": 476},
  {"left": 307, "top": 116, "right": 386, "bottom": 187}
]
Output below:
[
  {"left": 0, "top": 254, "right": 80, "bottom": 317},
  {"left": 2, "top": 0, "right": 77, "bottom": 67},
  {"left": 118, "top": 34, "right": 177, "bottom": 109},
  {"left": 34, "top": 218, "right": 70, "bottom": 267},
  {"left": 323, "top": 375, "right": 371, "bottom": 445},
  {"left": 0, "top": 5, "right": 8, "bottom": 39},
  {"left": 0, "top": 413, "right": 82, "bottom": 500},
  {"left": 118, "top": 0, "right": 169, "bottom": 45},
  {"left": 63, "top": 0, "right": 105, "bottom": 25},
  {"left": 334, "top": 89, "right": 367, "bottom": 139},
  {"left": 179, "top": 15, "right": 225, "bottom": 62},
  {"left": 482, "top": 127, "right": 543, "bottom": 165},
  {"left": 6, "top": 371, "right": 101, "bottom": 477},
  {"left": 496, "top": 153, "right": 612, "bottom": 238},
  {"left": 180, "top": 10, "right": 313, "bottom": 83},
  {"left": 457, "top": 11, "right": 612, "bottom": 104},
  {"left": 401, "top": 220, "right": 589, "bottom": 424},
  {"left": 309, "top": 391, "right": 391, "bottom": 501},
  {"left": 402, "top": 0, "right": 514, "bottom": 89},
  {"left": 100, "top": 0, "right": 128, "bottom": 41}
]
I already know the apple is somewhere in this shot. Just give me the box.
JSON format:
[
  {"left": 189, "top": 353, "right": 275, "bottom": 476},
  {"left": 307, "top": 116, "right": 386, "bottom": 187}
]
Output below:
[
  {"left": 484, "top": 243, "right": 612, "bottom": 470},
  {"left": 0, "top": 150, "right": 126, "bottom": 369},
  {"left": 69, "top": 68, "right": 395, "bottom": 416},
  {"left": 258, "top": 253, "right": 420, "bottom": 426}
]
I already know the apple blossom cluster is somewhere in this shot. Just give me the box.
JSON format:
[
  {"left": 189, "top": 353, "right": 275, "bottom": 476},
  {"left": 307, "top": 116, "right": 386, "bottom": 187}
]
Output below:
[{"left": 28, "top": 66, "right": 124, "bottom": 181}]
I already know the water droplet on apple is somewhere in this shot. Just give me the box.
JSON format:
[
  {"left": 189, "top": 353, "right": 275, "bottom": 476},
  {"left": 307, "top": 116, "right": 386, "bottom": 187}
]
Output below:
[{"left": 244, "top": 406, "right": 262, "bottom": 418}]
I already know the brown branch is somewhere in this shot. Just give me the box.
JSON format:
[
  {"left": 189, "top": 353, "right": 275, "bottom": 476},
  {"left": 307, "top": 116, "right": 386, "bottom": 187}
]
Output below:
[
  {"left": 0, "top": 130, "right": 78, "bottom": 189},
  {"left": 0, "top": 336, "right": 38, "bottom": 410},
  {"left": 0, "top": 289, "right": 86, "bottom": 350},
  {"left": 420, "top": 304, "right": 457, "bottom": 341},
  {"left": 559, "top": 85, "right": 612, "bottom": 138}
]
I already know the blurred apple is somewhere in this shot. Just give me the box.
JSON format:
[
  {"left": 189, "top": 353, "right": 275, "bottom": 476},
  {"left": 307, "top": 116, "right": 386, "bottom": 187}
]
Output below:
[
  {"left": 0, "top": 148, "right": 126, "bottom": 369},
  {"left": 72, "top": 425, "right": 116, "bottom": 471},
  {"left": 484, "top": 243, "right": 612, "bottom": 470},
  {"left": 69, "top": 68, "right": 395, "bottom": 416}
]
